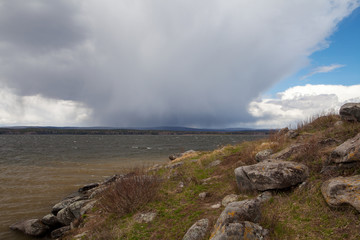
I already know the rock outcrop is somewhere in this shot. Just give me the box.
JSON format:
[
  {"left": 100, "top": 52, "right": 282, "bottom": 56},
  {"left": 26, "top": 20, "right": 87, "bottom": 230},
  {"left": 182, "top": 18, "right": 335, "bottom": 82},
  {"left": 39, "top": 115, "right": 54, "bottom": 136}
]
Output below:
[
  {"left": 329, "top": 132, "right": 360, "bottom": 164},
  {"left": 182, "top": 219, "right": 209, "bottom": 240},
  {"left": 340, "top": 103, "right": 360, "bottom": 122},
  {"left": 321, "top": 175, "right": 360, "bottom": 212},
  {"left": 210, "top": 221, "right": 269, "bottom": 240},
  {"left": 10, "top": 219, "right": 49, "bottom": 237},
  {"left": 235, "top": 159, "right": 309, "bottom": 192},
  {"left": 270, "top": 144, "right": 304, "bottom": 160}
]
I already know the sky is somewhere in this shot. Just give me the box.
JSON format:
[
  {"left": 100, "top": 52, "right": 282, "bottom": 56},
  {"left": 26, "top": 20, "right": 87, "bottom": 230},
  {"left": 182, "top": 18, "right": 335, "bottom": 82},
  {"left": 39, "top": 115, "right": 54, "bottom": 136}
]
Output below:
[{"left": 0, "top": 0, "right": 359, "bottom": 129}]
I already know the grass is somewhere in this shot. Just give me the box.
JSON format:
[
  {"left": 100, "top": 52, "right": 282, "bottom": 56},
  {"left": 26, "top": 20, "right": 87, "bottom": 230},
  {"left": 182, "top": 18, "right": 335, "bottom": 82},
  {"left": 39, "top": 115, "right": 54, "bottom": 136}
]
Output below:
[{"left": 65, "top": 113, "right": 360, "bottom": 240}]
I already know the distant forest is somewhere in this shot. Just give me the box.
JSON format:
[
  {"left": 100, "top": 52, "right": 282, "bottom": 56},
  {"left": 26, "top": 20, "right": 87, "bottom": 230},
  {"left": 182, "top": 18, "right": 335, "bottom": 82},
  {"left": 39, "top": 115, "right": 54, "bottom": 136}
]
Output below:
[{"left": 0, "top": 127, "right": 270, "bottom": 135}]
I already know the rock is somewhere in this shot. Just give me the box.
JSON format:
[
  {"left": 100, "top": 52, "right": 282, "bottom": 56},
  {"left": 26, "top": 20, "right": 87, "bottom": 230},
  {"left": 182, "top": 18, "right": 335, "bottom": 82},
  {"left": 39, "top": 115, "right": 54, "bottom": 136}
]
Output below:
[
  {"left": 286, "top": 130, "right": 299, "bottom": 139},
  {"left": 321, "top": 175, "right": 360, "bottom": 212},
  {"left": 211, "top": 198, "right": 261, "bottom": 239},
  {"left": 57, "top": 200, "right": 90, "bottom": 225},
  {"left": 208, "top": 160, "right": 221, "bottom": 168},
  {"left": 340, "top": 103, "right": 360, "bottom": 122},
  {"left": 102, "top": 174, "right": 122, "bottom": 185},
  {"left": 319, "top": 138, "right": 339, "bottom": 146},
  {"left": 80, "top": 200, "right": 97, "bottom": 216},
  {"left": 73, "top": 231, "right": 88, "bottom": 240},
  {"left": 182, "top": 219, "right": 209, "bottom": 240},
  {"left": 234, "top": 159, "right": 309, "bottom": 192},
  {"left": 199, "top": 192, "right": 208, "bottom": 200},
  {"left": 221, "top": 194, "right": 239, "bottom": 207},
  {"left": 329, "top": 132, "right": 360, "bottom": 163},
  {"left": 166, "top": 162, "right": 184, "bottom": 169},
  {"left": 255, "top": 149, "right": 273, "bottom": 162},
  {"left": 51, "top": 196, "right": 83, "bottom": 215},
  {"left": 57, "top": 207, "right": 75, "bottom": 226},
  {"left": 50, "top": 225, "right": 71, "bottom": 239},
  {"left": 69, "top": 200, "right": 90, "bottom": 219},
  {"left": 270, "top": 144, "right": 304, "bottom": 160},
  {"left": 211, "top": 203, "right": 222, "bottom": 209},
  {"left": 334, "top": 121, "right": 343, "bottom": 127},
  {"left": 10, "top": 219, "right": 49, "bottom": 237},
  {"left": 134, "top": 212, "right": 157, "bottom": 223},
  {"left": 41, "top": 214, "right": 62, "bottom": 228},
  {"left": 89, "top": 186, "right": 107, "bottom": 199},
  {"left": 256, "top": 191, "right": 272, "bottom": 203},
  {"left": 169, "top": 153, "right": 183, "bottom": 160},
  {"left": 210, "top": 221, "right": 269, "bottom": 240},
  {"left": 278, "top": 127, "right": 289, "bottom": 135},
  {"left": 78, "top": 183, "right": 99, "bottom": 193}
]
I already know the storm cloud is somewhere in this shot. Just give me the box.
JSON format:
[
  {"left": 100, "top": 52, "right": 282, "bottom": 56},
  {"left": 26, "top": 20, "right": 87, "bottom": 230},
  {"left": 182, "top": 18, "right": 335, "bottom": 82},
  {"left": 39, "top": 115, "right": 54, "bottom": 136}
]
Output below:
[{"left": 0, "top": 0, "right": 359, "bottom": 127}]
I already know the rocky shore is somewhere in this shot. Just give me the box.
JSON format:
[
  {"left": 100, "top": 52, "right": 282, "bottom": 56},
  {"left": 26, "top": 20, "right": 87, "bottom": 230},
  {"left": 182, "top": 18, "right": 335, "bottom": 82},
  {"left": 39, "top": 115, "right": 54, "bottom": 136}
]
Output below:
[{"left": 10, "top": 103, "right": 360, "bottom": 239}]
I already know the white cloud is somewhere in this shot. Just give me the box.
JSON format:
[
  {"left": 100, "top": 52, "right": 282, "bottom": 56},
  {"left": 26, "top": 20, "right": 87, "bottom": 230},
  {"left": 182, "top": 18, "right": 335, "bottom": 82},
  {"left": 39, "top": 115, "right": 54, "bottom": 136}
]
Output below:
[
  {"left": 0, "top": 87, "right": 92, "bottom": 126},
  {"left": 248, "top": 84, "right": 360, "bottom": 129},
  {"left": 301, "top": 64, "right": 345, "bottom": 79}
]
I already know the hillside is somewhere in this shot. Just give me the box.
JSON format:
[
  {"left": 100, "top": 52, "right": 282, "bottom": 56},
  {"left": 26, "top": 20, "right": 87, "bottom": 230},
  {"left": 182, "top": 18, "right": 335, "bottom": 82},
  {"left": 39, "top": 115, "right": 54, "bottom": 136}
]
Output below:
[{"left": 10, "top": 107, "right": 360, "bottom": 239}]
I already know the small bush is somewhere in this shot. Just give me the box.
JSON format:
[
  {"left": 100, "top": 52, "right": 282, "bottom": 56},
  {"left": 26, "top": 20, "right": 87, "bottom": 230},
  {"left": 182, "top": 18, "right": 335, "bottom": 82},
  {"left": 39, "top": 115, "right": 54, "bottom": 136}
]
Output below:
[{"left": 99, "top": 169, "right": 161, "bottom": 216}]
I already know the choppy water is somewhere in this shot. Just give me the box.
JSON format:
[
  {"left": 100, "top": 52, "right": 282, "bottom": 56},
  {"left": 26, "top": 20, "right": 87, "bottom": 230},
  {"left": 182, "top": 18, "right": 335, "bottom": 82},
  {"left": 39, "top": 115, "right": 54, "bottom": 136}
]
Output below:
[{"left": 0, "top": 134, "right": 264, "bottom": 239}]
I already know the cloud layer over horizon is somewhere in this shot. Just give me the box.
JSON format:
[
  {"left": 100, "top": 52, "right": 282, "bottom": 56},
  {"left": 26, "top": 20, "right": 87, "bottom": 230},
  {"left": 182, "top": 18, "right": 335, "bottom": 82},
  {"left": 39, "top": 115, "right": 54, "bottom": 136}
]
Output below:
[{"left": 0, "top": 0, "right": 359, "bottom": 127}]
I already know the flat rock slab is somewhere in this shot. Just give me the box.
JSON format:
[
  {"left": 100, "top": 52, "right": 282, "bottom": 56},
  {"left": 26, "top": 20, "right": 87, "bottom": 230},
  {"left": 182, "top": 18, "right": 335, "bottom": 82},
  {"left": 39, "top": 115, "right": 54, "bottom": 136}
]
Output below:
[
  {"left": 235, "top": 159, "right": 309, "bottom": 192},
  {"left": 270, "top": 144, "right": 304, "bottom": 160},
  {"left": 330, "top": 132, "right": 360, "bottom": 163},
  {"left": 321, "top": 175, "right": 360, "bottom": 212}
]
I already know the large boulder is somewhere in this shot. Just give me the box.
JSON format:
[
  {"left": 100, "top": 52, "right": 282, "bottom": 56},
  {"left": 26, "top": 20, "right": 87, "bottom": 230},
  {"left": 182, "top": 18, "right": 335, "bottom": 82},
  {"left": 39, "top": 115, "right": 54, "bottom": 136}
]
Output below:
[
  {"left": 41, "top": 213, "right": 62, "bottom": 228},
  {"left": 51, "top": 225, "right": 71, "bottom": 239},
  {"left": 57, "top": 200, "right": 90, "bottom": 225},
  {"left": 329, "top": 132, "right": 360, "bottom": 164},
  {"left": 10, "top": 219, "right": 49, "bottom": 237},
  {"left": 213, "top": 199, "right": 261, "bottom": 231},
  {"left": 340, "top": 103, "right": 360, "bottom": 122},
  {"left": 321, "top": 175, "right": 360, "bottom": 212},
  {"left": 235, "top": 159, "right": 309, "bottom": 192},
  {"left": 210, "top": 221, "right": 269, "bottom": 240},
  {"left": 182, "top": 219, "right": 209, "bottom": 240}
]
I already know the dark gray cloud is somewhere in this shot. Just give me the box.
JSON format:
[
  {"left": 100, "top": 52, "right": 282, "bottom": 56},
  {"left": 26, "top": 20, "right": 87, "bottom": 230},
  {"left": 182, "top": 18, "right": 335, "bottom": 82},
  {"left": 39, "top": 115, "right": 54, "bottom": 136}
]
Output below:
[{"left": 0, "top": 0, "right": 359, "bottom": 127}]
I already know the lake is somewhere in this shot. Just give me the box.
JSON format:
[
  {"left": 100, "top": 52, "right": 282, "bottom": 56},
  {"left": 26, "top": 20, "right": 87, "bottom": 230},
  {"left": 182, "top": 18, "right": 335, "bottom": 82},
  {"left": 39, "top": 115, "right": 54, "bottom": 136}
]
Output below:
[{"left": 0, "top": 134, "right": 265, "bottom": 240}]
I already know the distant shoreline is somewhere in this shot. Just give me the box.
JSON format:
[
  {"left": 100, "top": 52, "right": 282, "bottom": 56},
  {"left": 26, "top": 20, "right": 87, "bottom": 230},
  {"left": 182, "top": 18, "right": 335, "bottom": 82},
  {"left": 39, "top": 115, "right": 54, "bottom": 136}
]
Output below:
[{"left": 0, "top": 127, "right": 271, "bottom": 136}]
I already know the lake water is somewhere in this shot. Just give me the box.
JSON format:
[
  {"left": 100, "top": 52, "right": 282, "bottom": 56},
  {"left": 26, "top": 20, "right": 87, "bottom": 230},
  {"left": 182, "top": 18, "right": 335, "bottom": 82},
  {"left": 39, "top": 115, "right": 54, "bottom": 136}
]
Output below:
[{"left": 0, "top": 134, "right": 265, "bottom": 240}]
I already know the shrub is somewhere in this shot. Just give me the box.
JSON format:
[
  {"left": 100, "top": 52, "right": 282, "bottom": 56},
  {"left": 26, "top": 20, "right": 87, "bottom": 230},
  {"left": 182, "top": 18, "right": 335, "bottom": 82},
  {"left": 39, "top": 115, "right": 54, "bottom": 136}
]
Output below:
[{"left": 99, "top": 169, "right": 161, "bottom": 216}]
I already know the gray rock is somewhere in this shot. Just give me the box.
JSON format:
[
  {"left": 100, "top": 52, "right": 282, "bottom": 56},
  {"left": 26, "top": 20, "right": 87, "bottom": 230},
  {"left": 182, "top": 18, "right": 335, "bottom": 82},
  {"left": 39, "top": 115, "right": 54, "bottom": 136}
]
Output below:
[
  {"left": 10, "top": 219, "right": 49, "bottom": 237},
  {"left": 210, "top": 221, "right": 269, "bottom": 240},
  {"left": 213, "top": 199, "right": 261, "bottom": 229},
  {"left": 80, "top": 200, "right": 97, "bottom": 216},
  {"left": 199, "top": 192, "right": 208, "bottom": 200},
  {"left": 208, "top": 160, "right": 221, "bottom": 168},
  {"left": 51, "top": 225, "right": 71, "bottom": 239},
  {"left": 329, "top": 132, "right": 360, "bottom": 163},
  {"left": 57, "top": 206, "right": 75, "bottom": 226},
  {"left": 57, "top": 200, "right": 89, "bottom": 225},
  {"left": 321, "top": 175, "right": 360, "bottom": 212},
  {"left": 183, "top": 219, "right": 209, "bottom": 240},
  {"left": 255, "top": 149, "right": 273, "bottom": 162},
  {"left": 256, "top": 191, "right": 272, "bottom": 203},
  {"left": 234, "top": 159, "right": 309, "bottom": 192},
  {"left": 165, "top": 162, "right": 184, "bottom": 169},
  {"left": 78, "top": 183, "right": 99, "bottom": 193},
  {"left": 134, "top": 212, "right": 157, "bottom": 223},
  {"left": 270, "top": 144, "right": 304, "bottom": 160},
  {"left": 340, "top": 103, "right": 360, "bottom": 122},
  {"left": 211, "top": 203, "right": 222, "bottom": 209},
  {"left": 51, "top": 196, "right": 82, "bottom": 215},
  {"left": 169, "top": 153, "right": 183, "bottom": 160},
  {"left": 221, "top": 194, "right": 239, "bottom": 207},
  {"left": 41, "top": 214, "right": 61, "bottom": 228},
  {"left": 286, "top": 130, "right": 299, "bottom": 139}
]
